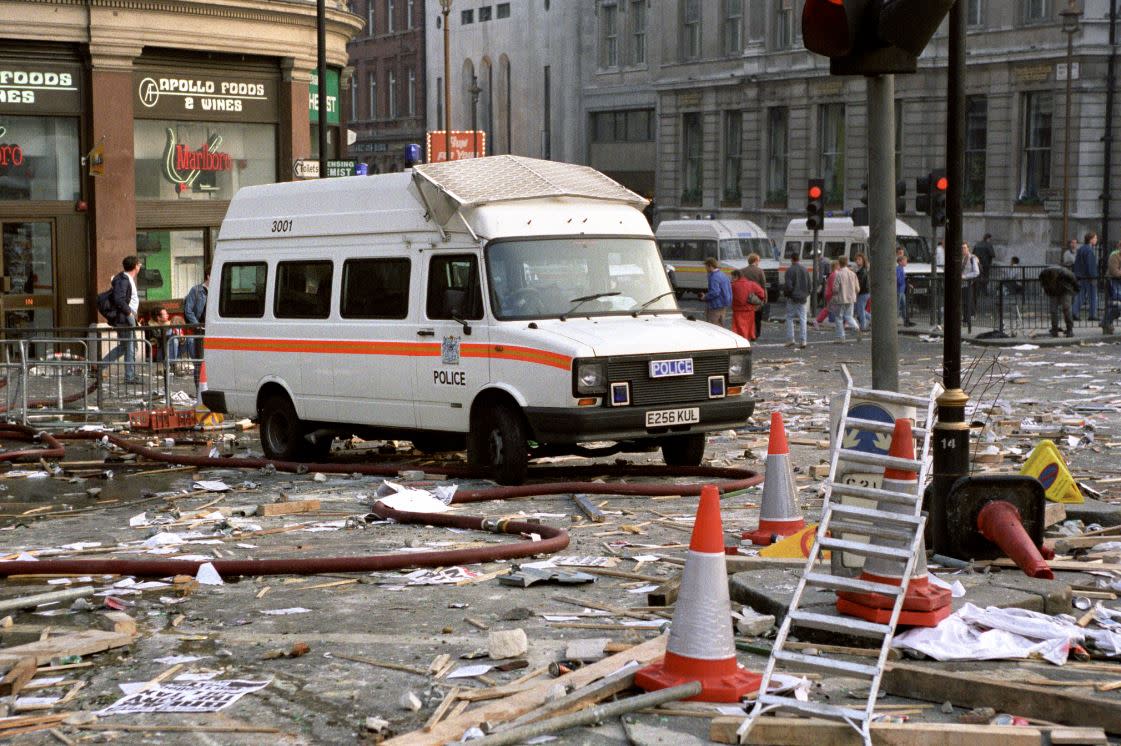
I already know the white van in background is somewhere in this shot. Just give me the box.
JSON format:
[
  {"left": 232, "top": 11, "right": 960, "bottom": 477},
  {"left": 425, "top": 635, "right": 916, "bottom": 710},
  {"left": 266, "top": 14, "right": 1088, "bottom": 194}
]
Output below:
[
  {"left": 654, "top": 219, "right": 778, "bottom": 298},
  {"left": 780, "top": 217, "right": 934, "bottom": 276},
  {"left": 203, "top": 156, "right": 755, "bottom": 484}
]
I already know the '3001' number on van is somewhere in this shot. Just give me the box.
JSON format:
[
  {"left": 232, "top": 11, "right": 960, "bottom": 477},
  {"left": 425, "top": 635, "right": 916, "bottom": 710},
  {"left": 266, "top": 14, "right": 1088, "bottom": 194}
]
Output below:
[{"left": 271, "top": 219, "right": 292, "bottom": 233}]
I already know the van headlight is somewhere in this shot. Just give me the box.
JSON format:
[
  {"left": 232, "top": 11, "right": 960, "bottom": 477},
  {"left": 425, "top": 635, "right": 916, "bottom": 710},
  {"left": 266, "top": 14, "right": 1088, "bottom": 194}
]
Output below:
[
  {"left": 728, "top": 352, "right": 749, "bottom": 385},
  {"left": 573, "top": 359, "right": 608, "bottom": 396}
]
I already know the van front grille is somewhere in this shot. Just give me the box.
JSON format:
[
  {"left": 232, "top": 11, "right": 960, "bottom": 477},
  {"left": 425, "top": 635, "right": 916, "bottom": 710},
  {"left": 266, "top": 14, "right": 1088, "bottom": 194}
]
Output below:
[{"left": 606, "top": 353, "right": 729, "bottom": 406}]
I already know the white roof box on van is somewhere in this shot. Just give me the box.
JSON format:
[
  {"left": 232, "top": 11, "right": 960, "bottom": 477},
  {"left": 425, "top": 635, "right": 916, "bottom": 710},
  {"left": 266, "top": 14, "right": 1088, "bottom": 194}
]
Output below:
[{"left": 413, "top": 155, "right": 647, "bottom": 226}]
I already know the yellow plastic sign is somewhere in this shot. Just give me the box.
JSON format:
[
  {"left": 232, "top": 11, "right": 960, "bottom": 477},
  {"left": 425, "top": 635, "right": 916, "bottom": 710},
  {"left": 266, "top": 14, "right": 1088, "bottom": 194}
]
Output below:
[
  {"left": 1020, "top": 439, "right": 1083, "bottom": 504},
  {"left": 759, "top": 525, "right": 825, "bottom": 559}
]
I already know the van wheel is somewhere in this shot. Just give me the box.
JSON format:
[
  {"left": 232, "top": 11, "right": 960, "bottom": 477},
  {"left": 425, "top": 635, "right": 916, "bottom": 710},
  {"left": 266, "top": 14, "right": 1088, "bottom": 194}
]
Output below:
[
  {"left": 412, "top": 433, "right": 467, "bottom": 454},
  {"left": 661, "top": 433, "right": 707, "bottom": 467},
  {"left": 259, "top": 394, "right": 307, "bottom": 461},
  {"left": 469, "top": 405, "right": 529, "bottom": 485}
]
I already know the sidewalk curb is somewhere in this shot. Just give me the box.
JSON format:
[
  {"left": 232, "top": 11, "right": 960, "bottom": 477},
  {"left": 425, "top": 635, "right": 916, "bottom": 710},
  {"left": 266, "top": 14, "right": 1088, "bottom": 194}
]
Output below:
[{"left": 899, "top": 327, "right": 1121, "bottom": 348}]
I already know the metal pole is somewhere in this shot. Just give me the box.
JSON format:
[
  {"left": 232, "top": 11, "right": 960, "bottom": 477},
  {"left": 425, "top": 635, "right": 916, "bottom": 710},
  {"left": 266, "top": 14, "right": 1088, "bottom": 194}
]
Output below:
[
  {"left": 443, "top": 4, "right": 452, "bottom": 163},
  {"left": 867, "top": 74, "right": 898, "bottom": 392},
  {"left": 811, "top": 227, "right": 820, "bottom": 316},
  {"left": 317, "top": 0, "right": 328, "bottom": 177},
  {"left": 1062, "top": 26, "right": 1074, "bottom": 249},
  {"left": 930, "top": 0, "right": 969, "bottom": 552},
  {"left": 1103, "top": 0, "right": 1118, "bottom": 266}
]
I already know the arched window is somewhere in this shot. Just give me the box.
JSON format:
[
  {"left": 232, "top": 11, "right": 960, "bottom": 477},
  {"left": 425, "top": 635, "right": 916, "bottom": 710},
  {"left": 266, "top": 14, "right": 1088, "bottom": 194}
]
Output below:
[
  {"left": 479, "top": 57, "right": 493, "bottom": 155},
  {"left": 497, "top": 55, "right": 511, "bottom": 154}
]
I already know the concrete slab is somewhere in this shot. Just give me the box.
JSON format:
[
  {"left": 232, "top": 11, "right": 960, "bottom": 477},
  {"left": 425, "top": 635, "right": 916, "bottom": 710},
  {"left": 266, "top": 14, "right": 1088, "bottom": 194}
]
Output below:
[
  {"left": 729, "top": 566, "right": 1071, "bottom": 646},
  {"left": 1063, "top": 496, "right": 1121, "bottom": 527}
]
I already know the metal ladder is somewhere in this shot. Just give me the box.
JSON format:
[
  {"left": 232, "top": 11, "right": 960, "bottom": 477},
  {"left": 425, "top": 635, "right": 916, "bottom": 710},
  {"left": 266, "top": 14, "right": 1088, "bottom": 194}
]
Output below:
[{"left": 738, "top": 366, "right": 941, "bottom": 746}]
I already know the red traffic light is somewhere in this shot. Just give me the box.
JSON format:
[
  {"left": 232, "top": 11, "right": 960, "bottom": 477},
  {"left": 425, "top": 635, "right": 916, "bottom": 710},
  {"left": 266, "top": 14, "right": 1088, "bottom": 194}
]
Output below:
[
  {"left": 803, "top": 0, "right": 859, "bottom": 58},
  {"left": 808, "top": 185, "right": 823, "bottom": 200},
  {"left": 935, "top": 176, "right": 948, "bottom": 191}
]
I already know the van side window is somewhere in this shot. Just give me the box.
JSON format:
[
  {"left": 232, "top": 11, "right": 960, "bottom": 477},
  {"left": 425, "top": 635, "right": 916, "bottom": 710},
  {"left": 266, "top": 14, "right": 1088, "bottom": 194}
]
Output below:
[
  {"left": 426, "top": 255, "right": 483, "bottom": 321},
  {"left": 341, "top": 258, "right": 410, "bottom": 319},
  {"left": 218, "top": 262, "right": 268, "bottom": 318},
  {"left": 823, "top": 241, "right": 846, "bottom": 259},
  {"left": 275, "top": 261, "right": 333, "bottom": 319},
  {"left": 657, "top": 240, "right": 710, "bottom": 262},
  {"left": 783, "top": 241, "right": 800, "bottom": 260}
]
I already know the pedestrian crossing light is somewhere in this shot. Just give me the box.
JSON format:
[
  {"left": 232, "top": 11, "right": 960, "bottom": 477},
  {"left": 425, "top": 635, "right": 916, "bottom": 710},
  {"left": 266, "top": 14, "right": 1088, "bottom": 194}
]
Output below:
[
  {"left": 802, "top": 0, "right": 956, "bottom": 76},
  {"left": 916, "top": 174, "right": 931, "bottom": 215},
  {"left": 806, "top": 179, "right": 825, "bottom": 231},
  {"left": 931, "top": 170, "right": 948, "bottom": 228}
]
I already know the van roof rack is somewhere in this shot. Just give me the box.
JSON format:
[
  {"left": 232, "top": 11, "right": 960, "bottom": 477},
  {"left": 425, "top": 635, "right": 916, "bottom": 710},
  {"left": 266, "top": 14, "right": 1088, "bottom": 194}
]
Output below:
[{"left": 413, "top": 155, "right": 647, "bottom": 225}]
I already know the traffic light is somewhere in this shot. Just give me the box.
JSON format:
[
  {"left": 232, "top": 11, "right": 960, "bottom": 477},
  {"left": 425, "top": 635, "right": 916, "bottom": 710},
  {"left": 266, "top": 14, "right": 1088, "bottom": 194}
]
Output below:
[
  {"left": 931, "top": 169, "right": 948, "bottom": 227},
  {"left": 803, "top": 0, "right": 956, "bottom": 76},
  {"left": 806, "top": 179, "right": 825, "bottom": 231},
  {"left": 896, "top": 179, "right": 907, "bottom": 215},
  {"left": 915, "top": 174, "right": 931, "bottom": 215},
  {"left": 852, "top": 182, "right": 869, "bottom": 227}
]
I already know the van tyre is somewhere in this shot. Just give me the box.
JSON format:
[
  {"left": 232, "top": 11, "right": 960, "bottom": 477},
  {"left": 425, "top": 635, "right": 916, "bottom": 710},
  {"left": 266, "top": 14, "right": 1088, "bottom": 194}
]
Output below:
[
  {"left": 259, "top": 394, "right": 309, "bottom": 462},
  {"left": 412, "top": 433, "right": 467, "bottom": 454},
  {"left": 469, "top": 404, "right": 529, "bottom": 485},
  {"left": 661, "top": 433, "right": 706, "bottom": 467}
]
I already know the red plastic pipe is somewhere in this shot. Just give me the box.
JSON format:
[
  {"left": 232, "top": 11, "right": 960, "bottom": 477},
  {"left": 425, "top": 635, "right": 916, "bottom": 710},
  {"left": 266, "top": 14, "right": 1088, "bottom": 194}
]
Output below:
[
  {"left": 0, "top": 426, "right": 65, "bottom": 462},
  {"left": 977, "top": 500, "right": 1054, "bottom": 580}
]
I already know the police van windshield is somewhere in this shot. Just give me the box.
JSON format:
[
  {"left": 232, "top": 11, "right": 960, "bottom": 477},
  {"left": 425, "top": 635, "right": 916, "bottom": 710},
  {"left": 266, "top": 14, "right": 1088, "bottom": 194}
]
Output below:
[
  {"left": 486, "top": 237, "right": 677, "bottom": 320},
  {"left": 899, "top": 236, "right": 932, "bottom": 264}
]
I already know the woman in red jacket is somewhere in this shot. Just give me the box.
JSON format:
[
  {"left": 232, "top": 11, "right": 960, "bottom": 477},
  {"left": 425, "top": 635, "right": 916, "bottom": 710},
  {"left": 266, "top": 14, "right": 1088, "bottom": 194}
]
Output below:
[{"left": 731, "top": 270, "right": 766, "bottom": 340}]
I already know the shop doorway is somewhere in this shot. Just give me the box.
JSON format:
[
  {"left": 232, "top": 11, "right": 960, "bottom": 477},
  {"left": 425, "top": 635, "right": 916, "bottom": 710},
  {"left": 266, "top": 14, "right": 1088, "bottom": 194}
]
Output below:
[{"left": 1, "top": 221, "right": 55, "bottom": 349}]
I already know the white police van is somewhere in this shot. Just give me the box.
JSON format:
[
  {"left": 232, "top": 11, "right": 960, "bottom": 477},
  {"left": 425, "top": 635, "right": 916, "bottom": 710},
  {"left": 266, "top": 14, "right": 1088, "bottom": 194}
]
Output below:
[
  {"left": 202, "top": 156, "right": 754, "bottom": 483},
  {"left": 654, "top": 218, "right": 777, "bottom": 298}
]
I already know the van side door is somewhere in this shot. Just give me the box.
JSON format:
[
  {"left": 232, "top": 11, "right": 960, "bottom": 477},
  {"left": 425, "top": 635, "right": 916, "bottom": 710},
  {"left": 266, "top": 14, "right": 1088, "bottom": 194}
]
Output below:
[{"left": 414, "top": 253, "right": 489, "bottom": 432}]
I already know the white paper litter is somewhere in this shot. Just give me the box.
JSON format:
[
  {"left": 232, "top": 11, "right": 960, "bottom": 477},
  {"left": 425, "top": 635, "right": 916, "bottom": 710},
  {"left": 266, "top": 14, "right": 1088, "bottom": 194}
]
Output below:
[
  {"left": 129, "top": 513, "right": 149, "bottom": 527},
  {"left": 192, "top": 480, "right": 231, "bottom": 492},
  {"left": 153, "top": 655, "right": 208, "bottom": 665},
  {"left": 261, "top": 607, "right": 311, "bottom": 615},
  {"left": 446, "top": 664, "right": 494, "bottom": 679},
  {"left": 195, "top": 562, "right": 224, "bottom": 586},
  {"left": 99, "top": 679, "right": 270, "bottom": 714},
  {"left": 1010, "top": 344, "right": 1041, "bottom": 351},
  {"left": 174, "top": 672, "right": 220, "bottom": 682},
  {"left": 376, "top": 483, "right": 451, "bottom": 514},
  {"left": 143, "top": 533, "right": 185, "bottom": 548},
  {"left": 927, "top": 573, "right": 966, "bottom": 598},
  {"left": 627, "top": 585, "right": 660, "bottom": 594},
  {"left": 14, "top": 552, "right": 37, "bottom": 562}
]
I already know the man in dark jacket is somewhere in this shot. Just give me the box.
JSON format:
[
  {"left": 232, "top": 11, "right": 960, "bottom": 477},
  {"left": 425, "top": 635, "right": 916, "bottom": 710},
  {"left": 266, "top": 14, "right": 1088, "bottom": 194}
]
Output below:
[
  {"left": 1073, "top": 232, "right": 1099, "bottom": 321},
  {"left": 784, "top": 253, "right": 811, "bottom": 348},
  {"left": 973, "top": 233, "right": 995, "bottom": 295},
  {"left": 1039, "top": 264, "right": 1079, "bottom": 338},
  {"left": 102, "top": 255, "right": 142, "bottom": 383}
]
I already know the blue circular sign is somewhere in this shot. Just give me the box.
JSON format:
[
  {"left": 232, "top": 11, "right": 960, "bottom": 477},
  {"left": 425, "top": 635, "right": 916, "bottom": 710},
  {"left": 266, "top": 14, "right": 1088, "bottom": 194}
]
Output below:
[{"left": 844, "top": 402, "right": 896, "bottom": 455}]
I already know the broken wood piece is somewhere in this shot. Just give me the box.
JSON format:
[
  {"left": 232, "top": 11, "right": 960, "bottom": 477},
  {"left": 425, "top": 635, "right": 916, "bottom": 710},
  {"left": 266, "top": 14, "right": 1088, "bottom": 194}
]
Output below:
[
  {"left": 882, "top": 661, "right": 1121, "bottom": 734},
  {"left": 0, "top": 655, "right": 37, "bottom": 696},
  {"left": 1045, "top": 501, "right": 1067, "bottom": 528},
  {"left": 571, "top": 494, "right": 605, "bottom": 523},
  {"left": 785, "top": 640, "right": 901, "bottom": 661},
  {"left": 382, "top": 634, "right": 668, "bottom": 746},
  {"left": 646, "top": 577, "right": 680, "bottom": 607},
  {"left": 464, "top": 617, "right": 490, "bottom": 630},
  {"left": 496, "top": 661, "right": 639, "bottom": 731},
  {"left": 422, "top": 686, "right": 461, "bottom": 732},
  {"left": 255, "top": 499, "right": 320, "bottom": 517},
  {"left": 428, "top": 653, "right": 451, "bottom": 675},
  {"left": 0, "top": 587, "right": 95, "bottom": 615},
  {"left": 0, "top": 630, "right": 134, "bottom": 667},
  {"left": 333, "top": 653, "right": 427, "bottom": 676},
  {"left": 709, "top": 716, "right": 1107, "bottom": 745},
  {"left": 97, "top": 611, "right": 137, "bottom": 636}
]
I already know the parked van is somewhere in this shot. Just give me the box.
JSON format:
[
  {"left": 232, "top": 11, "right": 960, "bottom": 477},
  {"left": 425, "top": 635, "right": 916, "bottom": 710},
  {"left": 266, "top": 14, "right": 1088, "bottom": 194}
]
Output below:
[
  {"left": 654, "top": 219, "right": 778, "bottom": 298},
  {"left": 781, "top": 217, "right": 933, "bottom": 274},
  {"left": 203, "top": 156, "right": 754, "bottom": 484}
]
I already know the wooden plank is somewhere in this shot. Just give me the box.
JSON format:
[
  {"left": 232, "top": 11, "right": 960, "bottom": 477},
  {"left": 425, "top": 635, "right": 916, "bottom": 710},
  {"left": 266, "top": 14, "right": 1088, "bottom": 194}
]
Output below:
[
  {"left": 881, "top": 662, "right": 1121, "bottom": 734},
  {"left": 647, "top": 577, "right": 680, "bottom": 607},
  {"left": 255, "top": 499, "right": 321, "bottom": 517},
  {"left": 382, "top": 635, "right": 666, "bottom": 746},
  {"left": 0, "top": 630, "right": 135, "bottom": 667},
  {"left": 710, "top": 716, "right": 1102, "bottom": 745},
  {"left": 1044, "top": 501, "right": 1067, "bottom": 528},
  {"left": 0, "top": 655, "right": 36, "bottom": 696},
  {"left": 0, "top": 587, "right": 95, "bottom": 615},
  {"left": 98, "top": 611, "right": 137, "bottom": 636}
]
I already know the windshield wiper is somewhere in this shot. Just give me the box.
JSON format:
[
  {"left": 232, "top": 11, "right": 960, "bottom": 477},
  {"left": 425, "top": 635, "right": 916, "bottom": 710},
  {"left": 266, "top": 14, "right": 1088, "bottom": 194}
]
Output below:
[
  {"left": 560, "top": 292, "right": 620, "bottom": 321},
  {"left": 632, "top": 291, "right": 677, "bottom": 317}
]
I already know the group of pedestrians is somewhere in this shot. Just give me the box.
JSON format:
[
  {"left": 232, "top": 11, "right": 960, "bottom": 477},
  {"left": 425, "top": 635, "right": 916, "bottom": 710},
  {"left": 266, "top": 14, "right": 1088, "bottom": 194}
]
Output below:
[
  {"left": 704, "top": 254, "right": 768, "bottom": 341},
  {"left": 1049, "top": 231, "right": 1121, "bottom": 336}
]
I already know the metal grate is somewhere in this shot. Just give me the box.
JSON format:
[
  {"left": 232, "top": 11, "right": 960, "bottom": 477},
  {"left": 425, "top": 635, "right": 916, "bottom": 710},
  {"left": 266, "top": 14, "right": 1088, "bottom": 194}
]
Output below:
[{"left": 606, "top": 353, "right": 728, "bottom": 406}]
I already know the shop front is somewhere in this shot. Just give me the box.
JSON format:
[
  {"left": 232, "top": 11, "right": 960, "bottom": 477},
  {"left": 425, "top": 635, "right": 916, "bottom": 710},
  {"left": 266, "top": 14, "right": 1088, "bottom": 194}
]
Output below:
[
  {"left": 132, "top": 56, "right": 279, "bottom": 315},
  {"left": 0, "top": 52, "right": 88, "bottom": 335}
]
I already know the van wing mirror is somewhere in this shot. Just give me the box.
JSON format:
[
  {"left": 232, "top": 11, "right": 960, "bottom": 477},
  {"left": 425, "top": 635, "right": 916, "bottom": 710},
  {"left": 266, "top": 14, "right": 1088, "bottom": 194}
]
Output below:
[{"left": 450, "top": 313, "right": 472, "bottom": 336}]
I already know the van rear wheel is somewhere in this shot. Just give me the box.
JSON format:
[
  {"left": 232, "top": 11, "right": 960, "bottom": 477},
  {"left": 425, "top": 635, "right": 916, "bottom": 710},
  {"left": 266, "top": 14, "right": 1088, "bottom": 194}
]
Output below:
[
  {"left": 468, "top": 404, "right": 529, "bottom": 485},
  {"left": 661, "top": 433, "right": 706, "bottom": 467},
  {"left": 259, "top": 394, "right": 308, "bottom": 462}
]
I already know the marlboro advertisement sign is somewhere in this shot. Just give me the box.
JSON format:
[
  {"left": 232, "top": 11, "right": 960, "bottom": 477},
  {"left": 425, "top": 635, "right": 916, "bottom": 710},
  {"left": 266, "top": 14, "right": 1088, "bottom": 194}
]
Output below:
[{"left": 425, "top": 130, "right": 486, "bottom": 163}]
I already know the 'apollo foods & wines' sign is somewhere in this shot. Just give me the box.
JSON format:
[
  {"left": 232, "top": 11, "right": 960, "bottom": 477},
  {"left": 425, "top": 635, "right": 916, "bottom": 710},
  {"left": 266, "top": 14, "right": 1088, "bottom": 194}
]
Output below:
[
  {"left": 134, "top": 70, "right": 277, "bottom": 122},
  {"left": 0, "top": 63, "right": 82, "bottom": 114}
]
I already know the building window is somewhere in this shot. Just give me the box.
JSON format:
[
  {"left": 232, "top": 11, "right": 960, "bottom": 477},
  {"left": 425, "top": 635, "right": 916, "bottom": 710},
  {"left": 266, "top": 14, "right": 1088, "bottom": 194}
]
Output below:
[
  {"left": 1023, "top": 0, "right": 1048, "bottom": 24},
  {"left": 367, "top": 0, "right": 375, "bottom": 35},
  {"left": 406, "top": 0, "right": 415, "bottom": 28},
  {"left": 479, "top": 5, "right": 493, "bottom": 21},
  {"left": 818, "top": 103, "right": 845, "bottom": 207},
  {"left": 965, "top": 96, "right": 987, "bottom": 209},
  {"left": 388, "top": 70, "right": 398, "bottom": 119},
  {"left": 407, "top": 68, "right": 416, "bottom": 117},
  {"left": 682, "top": 112, "right": 702, "bottom": 205},
  {"left": 682, "top": 0, "right": 701, "bottom": 60},
  {"left": 767, "top": 107, "right": 788, "bottom": 204},
  {"left": 723, "top": 111, "right": 742, "bottom": 203},
  {"left": 591, "top": 109, "right": 654, "bottom": 142},
  {"left": 601, "top": 2, "right": 619, "bottom": 68},
  {"left": 776, "top": 1, "right": 795, "bottom": 50},
  {"left": 631, "top": 0, "right": 647, "bottom": 64},
  {"left": 0, "top": 116, "right": 80, "bottom": 202},
  {"left": 369, "top": 74, "right": 377, "bottom": 119},
  {"left": 387, "top": 0, "right": 396, "bottom": 32},
  {"left": 723, "top": 0, "right": 743, "bottom": 56},
  {"left": 967, "top": 0, "right": 982, "bottom": 26},
  {"left": 1020, "top": 92, "right": 1052, "bottom": 203},
  {"left": 497, "top": 2, "right": 511, "bottom": 18},
  {"left": 461, "top": 8, "right": 474, "bottom": 24}
]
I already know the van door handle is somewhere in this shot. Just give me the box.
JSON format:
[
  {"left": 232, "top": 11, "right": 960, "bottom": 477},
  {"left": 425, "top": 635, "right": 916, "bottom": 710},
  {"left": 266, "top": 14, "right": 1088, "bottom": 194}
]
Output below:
[{"left": 417, "top": 329, "right": 435, "bottom": 337}]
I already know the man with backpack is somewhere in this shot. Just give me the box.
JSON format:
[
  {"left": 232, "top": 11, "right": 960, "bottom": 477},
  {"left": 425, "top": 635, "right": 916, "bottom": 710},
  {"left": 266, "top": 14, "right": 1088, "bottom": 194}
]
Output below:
[{"left": 98, "top": 255, "right": 143, "bottom": 383}]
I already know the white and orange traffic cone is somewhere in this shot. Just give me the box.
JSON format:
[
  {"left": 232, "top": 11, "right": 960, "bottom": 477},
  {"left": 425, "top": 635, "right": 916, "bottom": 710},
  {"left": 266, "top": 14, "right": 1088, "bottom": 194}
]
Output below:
[
  {"left": 196, "top": 360, "right": 208, "bottom": 406},
  {"left": 635, "top": 484, "right": 761, "bottom": 702},
  {"left": 742, "top": 412, "right": 804, "bottom": 546},
  {"left": 835, "top": 418, "right": 951, "bottom": 627}
]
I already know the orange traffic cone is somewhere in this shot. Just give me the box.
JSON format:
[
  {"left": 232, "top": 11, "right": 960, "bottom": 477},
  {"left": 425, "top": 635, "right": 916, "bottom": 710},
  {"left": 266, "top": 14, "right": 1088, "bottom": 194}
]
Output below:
[
  {"left": 635, "top": 484, "right": 761, "bottom": 702},
  {"left": 196, "top": 361, "right": 208, "bottom": 406},
  {"left": 835, "top": 418, "right": 951, "bottom": 627},
  {"left": 977, "top": 501, "right": 1054, "bottom": 579},
  {"left": 742, "top": 412, "right": 804, "bottom": 546}
]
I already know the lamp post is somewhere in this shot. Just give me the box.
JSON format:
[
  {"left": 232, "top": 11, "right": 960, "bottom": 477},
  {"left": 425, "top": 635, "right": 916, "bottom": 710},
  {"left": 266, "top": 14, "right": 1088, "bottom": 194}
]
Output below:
[
  {"left": 469, "top": 74, "right": 481, "bottom": 158},
  {"left": 1061, "top": 1, "right": 1083, "bottom": 249},
  {"left": 439, "top": 0, "right": 453, "bottom": 163}
]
